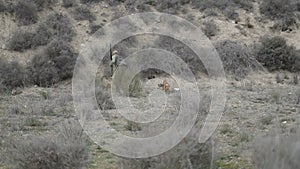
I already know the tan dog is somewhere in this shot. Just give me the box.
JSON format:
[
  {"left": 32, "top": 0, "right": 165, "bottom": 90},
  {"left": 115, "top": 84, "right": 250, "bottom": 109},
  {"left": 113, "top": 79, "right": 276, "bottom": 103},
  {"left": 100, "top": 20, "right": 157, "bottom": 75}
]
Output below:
[
  {"left": 158, "top": 80, "right": 170, "bottom": 93},
  {"left": 163, "top": 80, "right": 170, "bottom": 93}
]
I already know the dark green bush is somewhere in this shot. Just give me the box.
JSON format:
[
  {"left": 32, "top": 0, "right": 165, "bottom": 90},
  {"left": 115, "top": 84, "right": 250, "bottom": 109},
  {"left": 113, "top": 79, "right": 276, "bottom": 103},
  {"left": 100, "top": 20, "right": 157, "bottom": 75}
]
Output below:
[
  {"left": 29, "top": 40, "right": 77, "bottom": 87},
  {"left": 260, "top": 0, "right": 299, "bottom": 32},
  {"left": 202, "top": 20, "right": 218, "bottom": 38},
  {"left": 259, "top": 0, "right": 296, "bottom": 20},
  {"left": 0, "top": 58, "right": 28, "bottom": 92},
  {"left": 191, "top": 0, "right": 253, "bottom": 12},
  {"left": 15, "top": 1, "right": 38, "bottom": 25},
  {"left": 34, "top": 13, "right": 76, "bottom": 46},
  {"left": 62, "top": 0, "right": 75, "bottom": 8},
  {"left": 0, "top": 0, "right": 6, "bottom": 12},
  {"left": 156, "top": 0, "right": 189, "bottom": 14},
  {"left": 72, "top": 6, "right": 96, "bottom": 21},
  {"left": 256, "top": 36, "right": 299, "bottom": 72},
  {"left": 30, "top": 0, "right": 57, "bottom": 11},
  {"left": 272, "top": 17, "right": 298, "bottom": 32},
  {"left": 189, "top": 0, "right": 254, "bottom": 20},
  {"left": 214, "top": 40, "right": 262, "bottom": 79},
  {"left": 233, "top": 0, "right": 253, "bottom": 11},
  {"left": 7, "top": 31, "right": 35, "bottom": 51},
  {"left": 7, "top": 13, "right": 75, "bottom": 51},
  {"left": 294, "top": 49, "right": 300, "bottom": 72},
  {"left": 80, "top": 0, "right": 101, "bottom": 4}
]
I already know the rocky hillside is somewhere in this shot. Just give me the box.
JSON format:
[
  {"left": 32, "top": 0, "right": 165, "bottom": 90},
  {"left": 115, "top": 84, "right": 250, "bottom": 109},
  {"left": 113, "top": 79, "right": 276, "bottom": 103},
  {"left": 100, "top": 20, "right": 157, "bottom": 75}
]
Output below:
[{"left": 0, "top": 0, "right": 300, "bottom": 169}]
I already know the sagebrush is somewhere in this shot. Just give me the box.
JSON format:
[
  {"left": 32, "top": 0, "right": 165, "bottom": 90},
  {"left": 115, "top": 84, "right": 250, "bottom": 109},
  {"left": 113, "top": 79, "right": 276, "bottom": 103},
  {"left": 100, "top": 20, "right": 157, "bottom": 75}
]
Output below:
[
  {"left": 30, "top": 0, "right": 57, "bottom": 11},
  {"left": 7, "top": 13, "right": 75, "bottom": 51},
  {"left": 15, "top": 1, "right": 38, "bottom": 25},
  {"left": 28, "top": 40, "right": 77, "bottom": 87},
  {"left": 214, "top": 40, "right": 262, "bottom": 79},
  {"left": 202, "top": 20, "right": 218, "bottom": 38},
  {"left": 254, "top": 133, "right": 300, "bottom": 169},
  {"left": 0, "top": 58, "right": 28, "bottom": 92},
  {"left": 255, "top": 36, "right": 299, "bottom": 72},
  {"left": 72, "top": 5, "right": 96, "bottom": 21},
  {"left": 4, "top": 120, "right": 89, "bottom": 169},
  {"left": 62, "top": 0, "right": 75, "bottom": 8}
]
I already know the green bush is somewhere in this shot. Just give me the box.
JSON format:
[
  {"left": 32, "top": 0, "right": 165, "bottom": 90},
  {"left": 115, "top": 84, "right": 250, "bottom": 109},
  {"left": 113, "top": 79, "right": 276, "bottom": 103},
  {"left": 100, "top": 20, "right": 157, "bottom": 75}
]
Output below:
[
  {"left": 7, "top": 31, "right": 35, "bottom": 51},
  {"left": 202, "top": 20, "right": 218, "bottom": 38},
  {"left": 34, "top": 13, "right": 76, "bottom": 46},
  {"left": 62, "top": 0, "right": 75, "bottom": 8},
  {"left": 191, "top": 0, "right": 253, "bottom": 18},
  {"left": 80, "top": 0, "right": 101, "bottom": 4},
  {"left": 0, "top": 0, "right": 6, "bottom": 12},
  {"left": 4, "top": 120, "right": 89, "bottom": 169},
  {"left": 256, "top": 36, "right": 299, "bottom": 72},
  {"left": 259, "top": 0, "right": 296, "bottom": 20},
  {"left": 15, "top": 1, "right": 38, "bottom": 25},
  {"left": 29, "top": 40, "right": 77, "bottom": 87},
  {"left": 72, "top": 5, "right": 96, "bottom": 21},
  {"left": 30, "top": 0, "right": 57, "bottom": 11},
  {"left": 272, "top": 17, "right": 298, "bottom": 32},
  {"left": 0, "top": 58, "right": 28, "bottom": 92},
  {"left": 7, "top": 13, "right": 75, "bottom": 51}
]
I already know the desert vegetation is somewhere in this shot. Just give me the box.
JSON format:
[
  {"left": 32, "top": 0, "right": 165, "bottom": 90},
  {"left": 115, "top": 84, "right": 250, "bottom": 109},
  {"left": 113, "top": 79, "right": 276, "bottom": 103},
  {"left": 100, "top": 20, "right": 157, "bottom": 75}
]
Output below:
[
  {"left": 0, "top": 0, "right": 300, "bottom": 169},
  {"left": 255, "top": 36, "right": 300, "bottom": 72}
]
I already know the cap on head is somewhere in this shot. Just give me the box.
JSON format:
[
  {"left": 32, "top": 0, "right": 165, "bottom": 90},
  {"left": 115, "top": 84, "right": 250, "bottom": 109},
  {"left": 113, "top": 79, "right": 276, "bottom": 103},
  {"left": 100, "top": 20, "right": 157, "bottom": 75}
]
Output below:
[{"left": 112, "top": 50, "right": 118, "bottom": 55}]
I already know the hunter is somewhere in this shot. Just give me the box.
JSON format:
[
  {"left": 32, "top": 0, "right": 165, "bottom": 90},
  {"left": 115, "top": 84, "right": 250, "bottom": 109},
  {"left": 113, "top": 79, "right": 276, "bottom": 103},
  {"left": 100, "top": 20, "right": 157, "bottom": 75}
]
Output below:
[{"left": 110, "top": 50, "right": 119, "bottom": 76}]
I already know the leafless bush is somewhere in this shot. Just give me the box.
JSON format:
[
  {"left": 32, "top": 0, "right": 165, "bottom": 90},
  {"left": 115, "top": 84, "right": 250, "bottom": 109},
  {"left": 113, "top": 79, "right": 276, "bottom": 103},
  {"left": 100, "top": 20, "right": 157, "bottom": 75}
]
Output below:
[
  {"left": 214, "top": 40, "right": 262, "bottom": 79},
  {"left": 4, "top": 120, "right": 89, "bottom": 169},
  {"left": 96, "top": 86, "right": 116, "bottom": 110},
  {"left": 14, "top": 1, "right": 38, "bottom": 25},
  {"left": 202, "top": 20, "right": 218, "bottom": 38},
  {"left": 121, "top": 132, "right": 212, "bottom": 169},
  {"left": 155, "top": 36, "right": 206, "bottom": 77},
  {"left": 253, "top": 133, "right": 300, "bottom": 169},
  {"left": 28, "top": 40, "right": 77, "bottom": 87},
  {"left": 72, "top": 5, "right": 96, "bottom": 21},
  {"left": 255, "top": 36, "right": 299, "bottom": 72},
  {"left": 121, "top": 95, "right": 213, "bottom": 169}
]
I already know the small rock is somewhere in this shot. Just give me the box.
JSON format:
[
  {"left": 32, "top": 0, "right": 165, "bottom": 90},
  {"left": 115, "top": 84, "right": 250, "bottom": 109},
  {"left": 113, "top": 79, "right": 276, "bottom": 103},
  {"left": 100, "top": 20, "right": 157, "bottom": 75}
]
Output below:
[{"left": 1, "top": 44, "right": 6, "bottom": 49}]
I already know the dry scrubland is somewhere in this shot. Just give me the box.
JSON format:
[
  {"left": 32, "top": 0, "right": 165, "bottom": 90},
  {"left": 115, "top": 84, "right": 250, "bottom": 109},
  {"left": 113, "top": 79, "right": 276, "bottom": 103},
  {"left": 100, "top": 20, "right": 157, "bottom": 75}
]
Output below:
[{"left": 0, "top": 0, "right": 300, "bottom": 169}]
